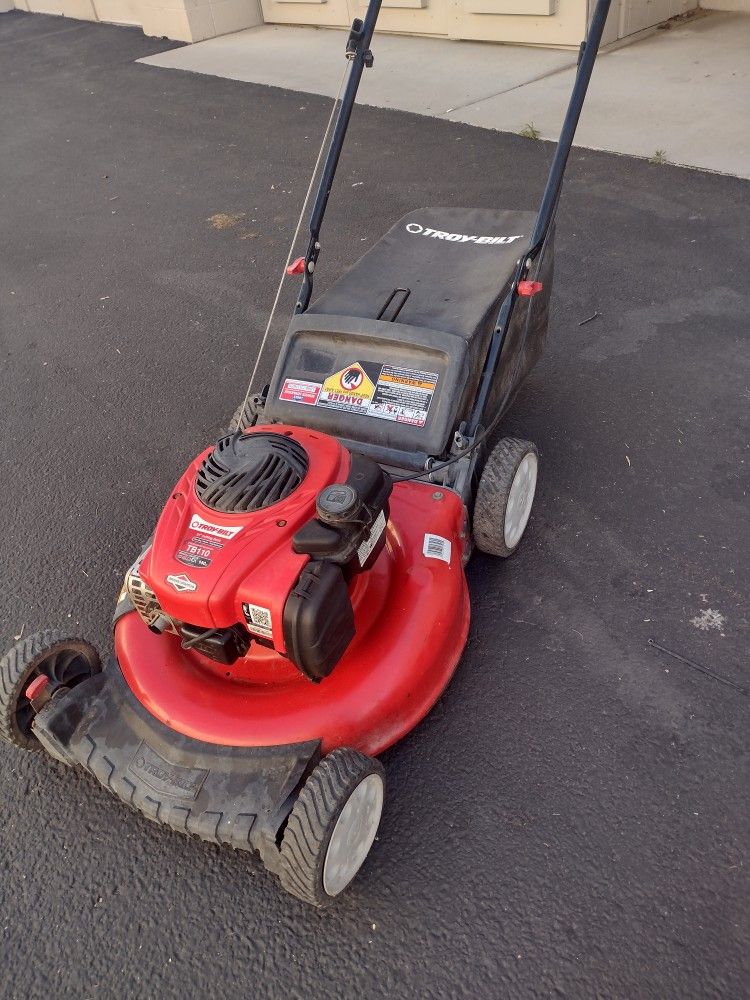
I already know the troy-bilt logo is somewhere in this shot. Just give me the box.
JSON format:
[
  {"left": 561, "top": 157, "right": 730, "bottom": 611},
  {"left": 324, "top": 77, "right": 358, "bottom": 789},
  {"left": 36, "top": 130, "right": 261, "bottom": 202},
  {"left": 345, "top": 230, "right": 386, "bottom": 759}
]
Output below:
[
  {"left": 166, "top": 573, "right": 198, "bottom": 593},
  {"left": 189, "top": 514, "right": 243, "bottom": 540},
  {"left": 405, "top": 223, "right": 524, "bottom": 246},
  {"left": 129, "top": 742, "right": 207, "bottom": 799}
]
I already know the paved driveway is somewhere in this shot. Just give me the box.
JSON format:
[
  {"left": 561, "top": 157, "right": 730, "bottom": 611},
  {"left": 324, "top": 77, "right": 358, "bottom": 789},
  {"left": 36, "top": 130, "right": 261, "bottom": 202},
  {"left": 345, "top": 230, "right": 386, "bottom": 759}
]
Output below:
[{"left": 0, "top": 12, "right": 747, "bottom": 999}]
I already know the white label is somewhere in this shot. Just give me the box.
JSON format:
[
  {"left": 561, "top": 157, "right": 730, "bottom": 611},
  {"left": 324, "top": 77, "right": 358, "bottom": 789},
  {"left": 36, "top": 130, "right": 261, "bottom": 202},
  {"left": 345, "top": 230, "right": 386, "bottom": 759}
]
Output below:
[
  {"left": 357, "top": 509, "right": 387, "bottom": 567},
  {"left": 189, "top": 515, "right": 243, "bottom": 540},
  {"left": 368, "top": 365, "right": 438, "bottom": 428},
  {"left": 279, "top": 378, "right": 321, "bottom": 405},
  {"left": 166, "top": 573, "right": 198, "bottom": 593},
  {"left": 405, "top": 222, "right": 524, "bottom": 245},
  {"left": 423, "top": 533, "right": 451, "bottom": 564},
  {"left": 243, "top": 602, "right": 273, "bottom": 639}
]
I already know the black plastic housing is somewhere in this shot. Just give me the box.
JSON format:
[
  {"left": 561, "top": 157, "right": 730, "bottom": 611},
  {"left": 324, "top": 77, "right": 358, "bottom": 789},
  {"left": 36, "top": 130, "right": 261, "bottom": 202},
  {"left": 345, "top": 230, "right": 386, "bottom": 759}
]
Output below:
[
  {"left": 180, "top": 623, "right": 250, "bottom": 665},
  {"left": 292, "top": 452, "right": 391, "bottom": 569},
  {"left": 283, "top": 562, "right": 355, "bottom": 682},
  {"left": 31, "top": 659, "right": 320, "bottom": 872},
  {"left": 266, "top": 208, "right": 553, "bottom": 471}
]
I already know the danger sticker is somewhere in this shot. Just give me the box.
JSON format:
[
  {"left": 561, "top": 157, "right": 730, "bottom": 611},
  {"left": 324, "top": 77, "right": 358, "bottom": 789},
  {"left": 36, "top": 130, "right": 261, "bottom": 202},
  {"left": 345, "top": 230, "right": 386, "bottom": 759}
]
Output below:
[
  {"left": 369, "top": 365, "right": 438, "bottom": 428},
  {"left": 280, "top": 378, "right": 321, "bottom": 406},
  {"left": 317, "top": 362, "right": 376, "bottom": 414},
  {"left": 243, "top": 602, "right": 273, "bottom": 639},
  {"left": 423, "top": 533, "right": 451, "bottom": 564}
]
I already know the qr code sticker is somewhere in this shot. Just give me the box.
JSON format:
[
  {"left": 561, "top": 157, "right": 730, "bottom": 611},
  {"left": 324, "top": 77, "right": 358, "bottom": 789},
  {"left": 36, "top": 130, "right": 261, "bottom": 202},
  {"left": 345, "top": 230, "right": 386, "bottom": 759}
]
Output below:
[{"left": 243, "top": 602, "right": 273, "bottom": 638}]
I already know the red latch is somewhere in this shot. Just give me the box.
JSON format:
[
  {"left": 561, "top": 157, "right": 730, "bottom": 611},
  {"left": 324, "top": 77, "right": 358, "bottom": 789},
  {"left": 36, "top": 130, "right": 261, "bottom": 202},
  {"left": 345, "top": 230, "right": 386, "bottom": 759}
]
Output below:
[
  {"left": 517, "top": 280, "right": 543, "bottom": 297},
  {"left": 26, "top": 674, "right": 49, "bottom": 703},
  {"left": 287, "top": 257, "right": 306, "bottom": 275}
]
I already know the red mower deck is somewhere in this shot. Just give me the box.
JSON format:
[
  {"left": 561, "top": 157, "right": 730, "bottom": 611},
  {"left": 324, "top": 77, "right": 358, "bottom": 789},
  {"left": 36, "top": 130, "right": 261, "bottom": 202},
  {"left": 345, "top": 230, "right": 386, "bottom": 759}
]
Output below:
[{"left": 116, "top": 479, "right": 470, "bottom": 754}]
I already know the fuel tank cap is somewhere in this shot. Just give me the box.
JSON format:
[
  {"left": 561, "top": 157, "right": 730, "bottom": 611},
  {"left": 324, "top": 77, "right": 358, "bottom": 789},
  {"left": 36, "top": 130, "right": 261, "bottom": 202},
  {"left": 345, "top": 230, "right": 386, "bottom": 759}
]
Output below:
[{"left": 316, "top": 483, "right": 360, "bottom": 523}]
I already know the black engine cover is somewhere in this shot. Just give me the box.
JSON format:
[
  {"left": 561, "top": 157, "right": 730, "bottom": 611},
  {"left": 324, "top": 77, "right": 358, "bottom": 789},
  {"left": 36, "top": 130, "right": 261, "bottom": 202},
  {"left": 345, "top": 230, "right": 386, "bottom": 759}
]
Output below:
[
  {"left": 283, "top": 451, "right": 392, "bottom": 681},
  {"left": 283, "top": 562, "right": 355, "bottom": 682},
  {"left": 291, "top": 452, "right": 391, "bottom": 570},
  {"left": 196, "top": 431, "right": 308, "bottom": 513}
]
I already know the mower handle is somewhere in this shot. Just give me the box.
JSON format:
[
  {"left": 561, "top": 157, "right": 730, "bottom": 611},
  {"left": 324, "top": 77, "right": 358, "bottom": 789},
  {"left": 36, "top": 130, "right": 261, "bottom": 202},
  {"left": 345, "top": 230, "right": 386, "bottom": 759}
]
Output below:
[
  {"left": 295, "top": 0, "right": 383, "bottom": 314},
  {"left": 467, "top": 0, "right": 613, "bottom": 436}
]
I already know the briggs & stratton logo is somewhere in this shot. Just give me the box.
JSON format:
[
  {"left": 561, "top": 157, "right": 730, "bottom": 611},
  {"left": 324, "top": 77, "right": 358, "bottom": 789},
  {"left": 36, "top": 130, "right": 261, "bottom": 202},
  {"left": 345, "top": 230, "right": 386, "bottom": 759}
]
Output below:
[
  {"left": 405, "top": 222, "right": 524, "bottom": 245},
  {"left": 166, "top": 572, "right": 198, "bottom": 593}
]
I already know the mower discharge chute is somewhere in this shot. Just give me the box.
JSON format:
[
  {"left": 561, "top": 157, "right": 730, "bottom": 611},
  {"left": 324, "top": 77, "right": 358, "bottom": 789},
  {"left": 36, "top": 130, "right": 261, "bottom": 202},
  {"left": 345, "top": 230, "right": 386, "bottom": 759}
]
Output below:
[{"left": 1, "top": 0, "right": 613, "bottom": 905}]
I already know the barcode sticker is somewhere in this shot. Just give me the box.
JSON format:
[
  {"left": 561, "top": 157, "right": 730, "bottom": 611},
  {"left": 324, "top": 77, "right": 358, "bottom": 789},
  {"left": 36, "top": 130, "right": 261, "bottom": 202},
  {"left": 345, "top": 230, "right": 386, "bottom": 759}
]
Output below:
[
  {"left": 242, "top": 602, "right": 273, "bottom": 639},
  {"left": 423, "top": 533, "right": 451, "bottom": 565}
]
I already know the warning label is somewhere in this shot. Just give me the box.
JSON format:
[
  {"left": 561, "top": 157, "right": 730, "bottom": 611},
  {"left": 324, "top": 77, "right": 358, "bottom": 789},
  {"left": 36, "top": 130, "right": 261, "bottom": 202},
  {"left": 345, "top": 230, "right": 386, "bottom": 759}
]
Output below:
[
  {"left": 317, "top": 362, "right": 376, "bottom": 414},
  {"left": 280, "top": 378, "right": 321, "bottom": 406},
  {"left": 280, "top": 360, "right": 439, "bottom": 428},
  {"left": 370, "top": 365, "right": 438, "bottom": 428}
]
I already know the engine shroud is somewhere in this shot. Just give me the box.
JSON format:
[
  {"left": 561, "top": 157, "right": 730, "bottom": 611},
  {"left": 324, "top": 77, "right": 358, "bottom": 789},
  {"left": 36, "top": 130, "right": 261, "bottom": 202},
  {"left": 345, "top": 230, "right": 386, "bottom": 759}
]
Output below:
[
  {"left": 115, "top": 474, "right": 470, "bottom": 754},
  {"left": 133, "top": 424, "right": 391, "bottom": 681}
]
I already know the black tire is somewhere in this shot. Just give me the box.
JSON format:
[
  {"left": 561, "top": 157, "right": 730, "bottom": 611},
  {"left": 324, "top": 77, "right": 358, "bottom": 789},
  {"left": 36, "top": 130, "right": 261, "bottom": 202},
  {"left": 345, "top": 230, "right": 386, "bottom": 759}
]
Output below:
[
  {"left": 0, "top": 630, "right": 101, "bottom": 751},
  {"left": 227, "top": 394, "right": 262, "bottom": 434},
  {"left": 279, "top": 748, "right": 385, "bottom": 906},
  {"left": 473, "top": 437, "right": 539, "bottom": 557}
]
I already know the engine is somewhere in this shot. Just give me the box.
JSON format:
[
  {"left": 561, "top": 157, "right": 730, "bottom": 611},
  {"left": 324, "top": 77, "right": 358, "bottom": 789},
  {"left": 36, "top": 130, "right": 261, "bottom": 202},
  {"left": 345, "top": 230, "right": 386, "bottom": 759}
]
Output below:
[{"left": 123, "top": 425, "right": 391, "bottom": 681}]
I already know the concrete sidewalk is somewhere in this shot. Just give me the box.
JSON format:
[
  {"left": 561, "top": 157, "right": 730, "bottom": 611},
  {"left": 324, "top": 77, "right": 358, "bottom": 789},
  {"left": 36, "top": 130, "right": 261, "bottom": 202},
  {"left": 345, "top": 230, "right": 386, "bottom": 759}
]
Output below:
[{"left": 140, "top": 10, "right": 750, "bottom": 178}]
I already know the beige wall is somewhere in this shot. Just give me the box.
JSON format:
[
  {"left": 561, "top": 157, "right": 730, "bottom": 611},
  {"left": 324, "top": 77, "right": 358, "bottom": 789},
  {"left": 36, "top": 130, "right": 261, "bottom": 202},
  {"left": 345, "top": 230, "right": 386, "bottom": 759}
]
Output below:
[
  {"left": 7, "top": 0, "right": 740, "bottom": 45},
  {"left": 12, "top": 0, "right": 264, "bottom": 41},
  {"left": 699, "top": 0, "right": 750, "bottom": 9},
  {"left": 261, "top": 0, "right": 589, "bottom": 46},
  {"left": 259, "top": 0, "right": 706, "bottom": 45}
]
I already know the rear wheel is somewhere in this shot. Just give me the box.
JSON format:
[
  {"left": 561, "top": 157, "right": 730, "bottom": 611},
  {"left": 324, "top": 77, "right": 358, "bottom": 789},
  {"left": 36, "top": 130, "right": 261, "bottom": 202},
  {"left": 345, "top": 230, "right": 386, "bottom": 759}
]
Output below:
[
  {"left": 279, "top": 748, "right": 385, "bottom": 906},
  {"left": 0, "top": 630, "right": 101, "bottom": 751},
  {"left": 473, "top": 437, "right": 538, "bottom": 557},
  {"left": 227, "top": 393, "right": 263, "bottom": 434}
]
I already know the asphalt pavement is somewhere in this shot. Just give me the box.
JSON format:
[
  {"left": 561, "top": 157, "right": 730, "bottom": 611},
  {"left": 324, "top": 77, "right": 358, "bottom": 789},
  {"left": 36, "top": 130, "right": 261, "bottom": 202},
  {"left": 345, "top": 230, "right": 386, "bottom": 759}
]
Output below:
[{"left": 0, "top": 11, "right": 748, "bottom": 999}]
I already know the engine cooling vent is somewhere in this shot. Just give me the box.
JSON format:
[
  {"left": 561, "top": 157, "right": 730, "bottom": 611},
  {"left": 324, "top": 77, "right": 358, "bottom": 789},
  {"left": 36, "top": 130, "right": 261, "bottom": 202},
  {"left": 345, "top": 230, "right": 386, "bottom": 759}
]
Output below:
[
  {"left": 125, "top": 556, "right": 178, "bottom": 635},
  {"left": 196, "top": 432, "right": 308, "bottom": 513}
]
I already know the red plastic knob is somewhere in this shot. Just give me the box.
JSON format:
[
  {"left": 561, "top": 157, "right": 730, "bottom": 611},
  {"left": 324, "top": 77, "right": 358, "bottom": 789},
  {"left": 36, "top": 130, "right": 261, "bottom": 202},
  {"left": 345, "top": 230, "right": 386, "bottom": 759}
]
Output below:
[
  {"left": 287, "top": 257, "right": 306, "bottom": 275},
  {"left": 517, "top": 280, "right": 544, "bottom": 297},
  {"left": 26, "top": 674, "right": 49, "bottom": 701}
]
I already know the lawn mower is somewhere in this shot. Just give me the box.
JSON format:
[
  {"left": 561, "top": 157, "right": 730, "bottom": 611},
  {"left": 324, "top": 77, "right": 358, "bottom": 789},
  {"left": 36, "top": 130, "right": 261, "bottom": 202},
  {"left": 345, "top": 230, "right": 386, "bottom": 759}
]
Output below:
[{"left": 1, "top": 0, "right": 612, "bottom": 905}]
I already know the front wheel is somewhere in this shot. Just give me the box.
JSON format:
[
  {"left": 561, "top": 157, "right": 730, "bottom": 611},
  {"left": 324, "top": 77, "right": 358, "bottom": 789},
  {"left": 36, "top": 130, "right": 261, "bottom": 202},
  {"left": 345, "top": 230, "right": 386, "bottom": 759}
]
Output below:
[
  {"left": 279, "top": 748, "right": 385, "bottom": 906},
  {"left": 0, "top": 630, "right": 101, "bottom": 751},
  {"left": 473, "top": 437, "right": 539, "bottom": 557}
]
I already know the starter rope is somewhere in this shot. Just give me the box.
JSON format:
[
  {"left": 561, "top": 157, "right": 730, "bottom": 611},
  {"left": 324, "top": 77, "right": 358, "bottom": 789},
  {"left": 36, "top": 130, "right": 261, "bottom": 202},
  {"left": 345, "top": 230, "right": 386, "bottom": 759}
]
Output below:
[{"left": 237, "top": 63, "right": 350, "bottom": 422}]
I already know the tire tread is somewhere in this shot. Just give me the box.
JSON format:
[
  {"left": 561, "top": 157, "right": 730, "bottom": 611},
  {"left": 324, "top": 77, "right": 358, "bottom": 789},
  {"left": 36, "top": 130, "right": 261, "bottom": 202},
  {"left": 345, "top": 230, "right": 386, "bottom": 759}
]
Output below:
[
  {"left": 279, "top": 748, "right": 384, "bottom": 906},
  {"left": 473, "top": 437, "right": 538, "bottom": 557},
  {"left": 0, "top": 630, "right": 100, "bottom": 750}
]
